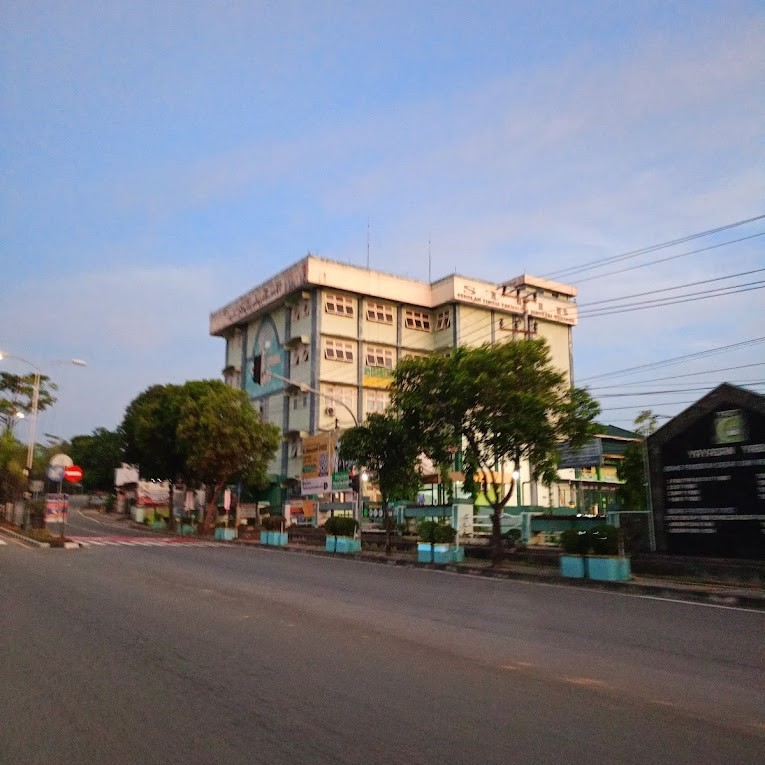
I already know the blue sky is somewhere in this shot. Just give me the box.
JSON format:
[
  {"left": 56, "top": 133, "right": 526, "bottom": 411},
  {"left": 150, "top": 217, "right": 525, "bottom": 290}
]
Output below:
[{"left": 2, "top": 1, "right": 763, "bottom": 440}]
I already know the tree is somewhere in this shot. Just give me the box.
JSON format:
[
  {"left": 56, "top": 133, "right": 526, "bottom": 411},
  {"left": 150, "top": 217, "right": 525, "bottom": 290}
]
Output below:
[
  {"left": 634, "top": 409, "right": 659, "bottom": 437},
  {"left": 616, "top": 442, "right": 647, "bottom": 512},
  {"left": 392, "top": 339, "right": 600, "bottom": 564},
  {"left": 176, "top": 380, "right": 280, "bottom": 535},
  {"left": 0, "top": 372, "right": 57, "bottom": 433},
  {"left": 120, "top": 384, "right": 187, "bottom": 531},
  {"left": 0, "top": 430, "right": 26, "bottom": 506},
  {"left": 337, "top": 413, "right": 422, "bottom": 556},
  {"left": 616, "top": 411, "right": 655, "bottom": 512},
  {"left": 69, "top": 428, "right": 123, "bottom": 493}
]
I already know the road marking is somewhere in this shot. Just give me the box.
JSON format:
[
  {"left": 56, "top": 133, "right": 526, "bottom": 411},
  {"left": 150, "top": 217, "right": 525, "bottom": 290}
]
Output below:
[
  {"left": 71, "top": 535, "right": 230, "bottom": 548},
  {"left": 564, "top": 677, "right": 607, "bottom": 688},
  {"left": 632, "top": 594, "right": 765, "bottom": 614}
]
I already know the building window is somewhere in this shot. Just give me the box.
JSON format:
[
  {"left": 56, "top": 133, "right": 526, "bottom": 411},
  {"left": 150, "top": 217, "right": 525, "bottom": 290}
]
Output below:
[
  {"left": 405, "top": 309, "right": 431, "bottom": 331},
  {"left": 324, "top": 385, "right": 355, "bottom": 413},
  {"left": 324, "top": 339, "right": 355, "bottom": 362},
  {"left": 291, "top": 347, "right": 309, "bottom": 366},
  {"left": 325, "top": 293, "right": 354, "bottom": 317},
  {"left": 292, "top": 393, "right": 309, "bottom": 411},
  {"left": 289, "top": 441, "right": 302, "bottom": 458},
  {"left": 364, "top": 389, "right": 391, "bottom": 415},
  {"left": 401, "top": 351, "right": 428, "bottom": 361},
  {"left": 435, "top": 309, "right": 451, "bottom": 331},
  {"left": 365, "top": 301, "right": 394, "bottom": 324},
  {"left": 365, "top": 345, "right": 394, "bottom": 369}
]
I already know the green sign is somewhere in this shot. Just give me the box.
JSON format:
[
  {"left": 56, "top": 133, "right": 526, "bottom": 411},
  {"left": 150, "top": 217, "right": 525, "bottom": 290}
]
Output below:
[{"left": 332, "top": 471, "right": 350, "bottom": 491}]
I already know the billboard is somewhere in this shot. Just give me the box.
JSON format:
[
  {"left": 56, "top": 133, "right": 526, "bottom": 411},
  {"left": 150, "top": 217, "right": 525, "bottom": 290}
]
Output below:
[
  {"left": 648, "top": 385, "right": 765, "bottom": 558},
  {"left": 301, "top": 434, "right": 334, "bottom": 495},
  {"left": 557, "top": 438, "right": 603, "bottom": 468}
]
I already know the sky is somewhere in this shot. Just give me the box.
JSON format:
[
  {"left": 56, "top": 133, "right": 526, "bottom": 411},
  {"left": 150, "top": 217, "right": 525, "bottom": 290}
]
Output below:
[{"left": 1, "top": 0, "right": 763, "bottom": 441}]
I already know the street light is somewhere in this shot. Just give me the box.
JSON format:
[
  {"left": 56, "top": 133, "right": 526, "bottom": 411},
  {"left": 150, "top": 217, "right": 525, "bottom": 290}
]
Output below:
[{"left": 0, "top": 353, "right": 87, "bottom": 482}]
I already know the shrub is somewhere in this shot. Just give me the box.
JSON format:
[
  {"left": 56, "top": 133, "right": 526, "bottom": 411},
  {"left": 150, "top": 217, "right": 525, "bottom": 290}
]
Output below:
[
  {"left": 261, "top": 514, "right": 284, "bottom": 531},
  {"left": 417, "top": 520, "right": 456, "bottom": 544},
  {"left": 590, "top": 524, "right": 620, "bottom": 555},
  {"left": 560, "top": 528, "right": 589, "bottom": 555},
  {"left": 324, "top": 516, "right": 358, "bottom": 537}
]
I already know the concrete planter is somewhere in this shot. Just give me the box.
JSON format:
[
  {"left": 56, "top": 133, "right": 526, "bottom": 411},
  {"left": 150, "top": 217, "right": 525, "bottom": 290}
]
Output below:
[
  {"left": 560, "top": 555, "right": 586, "bottom": 578},
  {"left": 587, "top": 555, "right": 631, "bottom": 581},
  {"left": 180, "top": 524, "right": 196, "bottom": 536},
  {"left": 417, "top": 542, "right": 463, "bottom": 564},
  {"left": 214, "top": 527, "right": 237, "bottom": 541},
  {"left": 131, "top": 507, "right": 145, "bottom": 524},
  {"left": 325, "top": 535, "right": 361, "bottom": 554},
  {"left": 266, "top": 531, "right": 288, "bottom": 546}
]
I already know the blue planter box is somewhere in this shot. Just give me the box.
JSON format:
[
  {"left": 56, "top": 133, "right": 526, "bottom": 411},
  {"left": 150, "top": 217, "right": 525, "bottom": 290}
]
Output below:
[
  {"left": 587, "top": 555, "right": 631, "bottom": 581},
  {"left": 260, "top": 530, "right": 269, "bottom": 544},
  {"left": 267, "top": 531, "right": 288, "bottom": 547},
  {"left": 151, "top": 521, "right": 167, "bottom": 531},
  {"left": 417, "top": 543, "right": 463, "bottom": 564},
  {"left": 560, "top": 555, "right": 586, "bottom": 578},
  {"left": 214, "top": 527, "right": 237, "bottom": 541},
  {"left": 180, "top": 524, "right": 196, "bottom": 536},
  {"left": 325, "top": 535, "right": 361, "bottom": 554}
]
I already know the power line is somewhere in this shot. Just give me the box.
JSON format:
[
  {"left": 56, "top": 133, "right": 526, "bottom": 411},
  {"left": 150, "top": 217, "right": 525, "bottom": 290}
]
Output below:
[
  {"left": 578, "top": 281, "right": 765, "bottom": 318},
  {"left": 576, "top": 232, "right": 765, "bottom": 284},
  {"left": 578, "top": 268, "right": 765, "bottom": 308},
  {"left": 577, "top": 337, "right": 765, "bottom": 383},
  {"left": 590, "top": 379, "right": 765, "bottom": 392},
  {"left": 596, "top": 383, "right": 765, "bottom": 397},
  {"left": 544, "top": 213, "right": 765, "bottom": 280},
  {"left": 586, "top": 362, "right": 765, "bottom": 389}
]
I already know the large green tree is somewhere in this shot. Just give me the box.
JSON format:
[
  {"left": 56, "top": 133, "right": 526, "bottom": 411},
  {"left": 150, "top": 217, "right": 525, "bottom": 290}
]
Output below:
[
  {"left": 0, "top": 372, "right": 57, "bottom": 434},
  {"left": 176, "top": 380, "right": 280, "bottom": 534},
  {"left": 69, "top": 428, "right": 123, "bottom": 493},
  {"left": 337, "top": 413, "right": 422, "bottom": 556},
  {"left": 392, "top": 339, "right": 600, "bottom": 563},
  {"left": 0, "top": 430, "right": 26, "bottom": 506},
  {"left": 120, "top": 384, "right": 187, "bottom": 530}
]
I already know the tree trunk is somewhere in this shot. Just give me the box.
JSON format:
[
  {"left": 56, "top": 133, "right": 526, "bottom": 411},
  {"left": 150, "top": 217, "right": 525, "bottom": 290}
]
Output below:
[
  {"left": 490, "top": 506, "right": 503, "bottom": 566},
  {"left": 167, "top": 481, "right": 176, "bottom": 533},
  {"left": 201, "top": 483, "right": 222, "bottom": 536},
  {"left": 383, "top": 500, "right": 392, "bottom": 557}
]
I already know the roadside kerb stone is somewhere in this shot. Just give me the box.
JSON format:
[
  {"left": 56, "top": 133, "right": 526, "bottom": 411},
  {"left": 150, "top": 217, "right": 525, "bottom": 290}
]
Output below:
[
  {"left": 0, "top": 526, "right": 51, "bottom": 548},
  {"left": 233, "top": 538, "right": 765, "bottom": 611}
]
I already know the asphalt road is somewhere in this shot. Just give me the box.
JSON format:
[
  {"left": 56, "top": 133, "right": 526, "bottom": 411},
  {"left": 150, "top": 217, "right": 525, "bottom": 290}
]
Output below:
[{"left": 1, "top": 512, "right": 763, "bottom": 764}]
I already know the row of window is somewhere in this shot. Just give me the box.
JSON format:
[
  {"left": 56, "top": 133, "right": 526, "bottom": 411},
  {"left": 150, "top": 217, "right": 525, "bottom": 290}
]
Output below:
[
  {"left": 323, "top": 293, "right": 452, "bottom": 332},
  {"left": 300, "top": 340, "right": 398, "bottom": 369}
]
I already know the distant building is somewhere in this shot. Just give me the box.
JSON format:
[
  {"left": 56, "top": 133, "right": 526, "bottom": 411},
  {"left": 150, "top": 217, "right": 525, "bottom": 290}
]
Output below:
[
  {"left": 210, "top": 255, "right": 578, "bottom": 510},
  {"left": 557, "top": 425, "right": 642, "bottom": 513},
  {"left": 647, "top": 383, "right": 765, "bottom": 558}
]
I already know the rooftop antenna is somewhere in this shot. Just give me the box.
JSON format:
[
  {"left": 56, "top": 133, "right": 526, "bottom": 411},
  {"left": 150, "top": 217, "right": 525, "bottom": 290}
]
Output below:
[
  {"left": 366, "top": 218, "right": 370, "bottom": 269},
  {"left": 428, "top": 236, "right": 432, "bottom": 283}
]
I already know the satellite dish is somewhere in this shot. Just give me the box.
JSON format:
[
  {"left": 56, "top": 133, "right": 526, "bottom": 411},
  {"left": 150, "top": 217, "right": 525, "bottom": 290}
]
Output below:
[{"left": 50, "top": 453, "right": 74, "bottom": 468}]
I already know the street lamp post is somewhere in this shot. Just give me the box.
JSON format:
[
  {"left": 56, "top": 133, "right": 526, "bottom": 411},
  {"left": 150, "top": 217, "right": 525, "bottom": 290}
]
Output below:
[{"left": 0, "top": 353, "right": 86, "bottom": 524}]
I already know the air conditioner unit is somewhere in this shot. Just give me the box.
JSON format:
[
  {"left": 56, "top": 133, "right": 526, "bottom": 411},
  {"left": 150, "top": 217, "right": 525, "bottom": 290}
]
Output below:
[{"left": 325, "top": 406, "right": 335, "bottom": 416}]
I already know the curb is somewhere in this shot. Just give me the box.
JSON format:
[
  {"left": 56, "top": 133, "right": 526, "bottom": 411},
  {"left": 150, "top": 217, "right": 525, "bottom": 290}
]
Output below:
[
  {"left": 0, "top": 527, "right": 51, "bottom": 549},
  {"left": 235, "top": 538, "right": 765, "bottom": 611}
]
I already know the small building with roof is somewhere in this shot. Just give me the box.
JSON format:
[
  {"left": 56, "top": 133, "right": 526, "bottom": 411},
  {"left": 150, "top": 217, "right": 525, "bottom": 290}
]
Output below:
[{"left": 647, "top": 383, "right": 765, "bottom": 558}]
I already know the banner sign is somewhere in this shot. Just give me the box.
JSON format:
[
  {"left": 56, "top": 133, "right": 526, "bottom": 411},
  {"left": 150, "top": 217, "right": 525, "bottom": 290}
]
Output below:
[{"left": 45, "top": 493, "right": 69, "bottom": 523}]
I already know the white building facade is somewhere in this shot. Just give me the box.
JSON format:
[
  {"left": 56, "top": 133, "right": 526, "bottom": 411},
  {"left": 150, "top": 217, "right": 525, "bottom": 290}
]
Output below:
[{"left": 210, "top": 256, "right": 578, "bottom": 509}]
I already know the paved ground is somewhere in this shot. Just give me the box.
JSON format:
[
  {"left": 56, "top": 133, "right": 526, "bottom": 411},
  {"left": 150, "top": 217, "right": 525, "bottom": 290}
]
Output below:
[{"left": 1, "top": 512, "right": 763, "bottom": 764}]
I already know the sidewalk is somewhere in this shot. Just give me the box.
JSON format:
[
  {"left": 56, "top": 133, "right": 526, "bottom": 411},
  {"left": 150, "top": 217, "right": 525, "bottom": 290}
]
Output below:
[
  {"left": 57, "top": 510, "right": 765, "bottom": 611},
  {"left": 239, "top": 537, "right": 765, "bottom": 611}
]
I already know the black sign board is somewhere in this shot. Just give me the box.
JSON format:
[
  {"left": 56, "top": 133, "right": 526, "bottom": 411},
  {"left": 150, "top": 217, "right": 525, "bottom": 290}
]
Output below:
[{"left": 648, "top": 384, "right": 765, "bottom": 558}]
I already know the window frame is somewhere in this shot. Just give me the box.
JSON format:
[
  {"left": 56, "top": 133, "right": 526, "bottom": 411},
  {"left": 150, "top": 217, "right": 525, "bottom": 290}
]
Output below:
[
  {"left": 324, "top": 293, "right": 355, "bottom": 317},
  {"left": 404, "top": 309, "right": 431, "bottom": 331}
]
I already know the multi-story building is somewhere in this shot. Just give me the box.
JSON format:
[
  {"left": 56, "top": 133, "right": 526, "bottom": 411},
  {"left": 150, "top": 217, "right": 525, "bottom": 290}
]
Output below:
[{"left": 210, "top": 255, "right": 578, "bottom": 508}]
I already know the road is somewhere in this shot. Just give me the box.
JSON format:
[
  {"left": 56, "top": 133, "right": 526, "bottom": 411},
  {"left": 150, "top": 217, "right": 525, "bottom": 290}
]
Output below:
[{"left": 1, "top": 510, "right": 763, "bottom": 764}]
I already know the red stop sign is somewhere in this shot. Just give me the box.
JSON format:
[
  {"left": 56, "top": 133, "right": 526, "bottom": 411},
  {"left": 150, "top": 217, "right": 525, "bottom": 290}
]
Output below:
[{"left": 64, "top": 465, "right": 83, "bottom": 483}]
